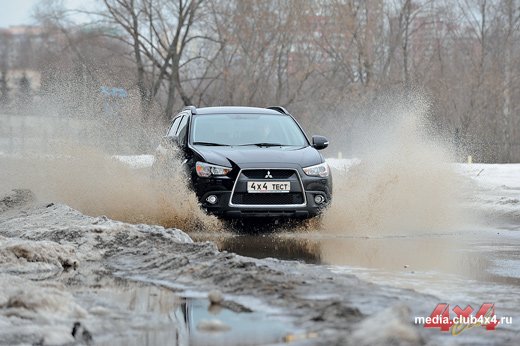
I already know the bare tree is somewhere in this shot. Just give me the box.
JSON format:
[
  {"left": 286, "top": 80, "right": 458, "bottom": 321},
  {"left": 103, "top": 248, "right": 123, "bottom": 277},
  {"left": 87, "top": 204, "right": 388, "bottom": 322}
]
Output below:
[
  {"left": 99, "top": 0, "right": 221, "bottom": 119},
  {"left": 25, "top": 0, "right": 520, "bottom": 161},
  {"left": 0, "top": 31, "right": 12, "bottom": 107},
  {"left": 497, "top": 0, "right": 520, "bottom": 161}
]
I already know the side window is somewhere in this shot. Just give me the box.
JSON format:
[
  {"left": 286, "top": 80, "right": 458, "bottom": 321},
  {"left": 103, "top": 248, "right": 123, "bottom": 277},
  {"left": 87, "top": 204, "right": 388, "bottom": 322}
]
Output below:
[
  {"left": 168, "top": 116, "right": 182, "bottom": 137},
  {"left": 176, "top": 115, "right": 190, "bottom": 146}
]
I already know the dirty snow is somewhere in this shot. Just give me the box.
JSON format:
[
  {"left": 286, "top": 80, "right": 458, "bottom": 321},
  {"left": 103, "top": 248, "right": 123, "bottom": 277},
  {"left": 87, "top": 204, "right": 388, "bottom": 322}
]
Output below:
[{"left": 0, "top": 189, "right": 438, "bottom": 345}]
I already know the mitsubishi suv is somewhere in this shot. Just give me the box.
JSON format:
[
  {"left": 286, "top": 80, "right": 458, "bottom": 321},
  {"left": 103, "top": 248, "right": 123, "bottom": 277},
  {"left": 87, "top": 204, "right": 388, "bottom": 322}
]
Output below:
[{"left": 154, "top": 106, "right": 332, "bottom": 219}]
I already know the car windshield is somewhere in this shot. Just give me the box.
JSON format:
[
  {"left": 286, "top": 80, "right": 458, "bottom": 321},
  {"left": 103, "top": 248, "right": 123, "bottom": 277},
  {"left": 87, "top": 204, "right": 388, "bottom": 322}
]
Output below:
[{"left": 191, "top": 113, "right": 308, "bottom": 146}]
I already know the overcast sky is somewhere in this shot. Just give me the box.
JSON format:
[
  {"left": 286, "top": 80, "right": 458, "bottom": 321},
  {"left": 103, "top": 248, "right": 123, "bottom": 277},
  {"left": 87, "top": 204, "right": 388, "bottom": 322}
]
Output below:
[
  {"left": 0, "top": 0, "right": 40, "bottom": 27},
  {"left": 0, "top": 0, "right": 92, "bottom": 27}
]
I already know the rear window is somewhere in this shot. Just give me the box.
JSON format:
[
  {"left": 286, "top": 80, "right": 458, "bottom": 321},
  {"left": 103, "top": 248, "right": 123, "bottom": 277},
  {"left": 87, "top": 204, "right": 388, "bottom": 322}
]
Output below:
[{"left": 191, "top": 114, "right": 308, "bottom": 146}]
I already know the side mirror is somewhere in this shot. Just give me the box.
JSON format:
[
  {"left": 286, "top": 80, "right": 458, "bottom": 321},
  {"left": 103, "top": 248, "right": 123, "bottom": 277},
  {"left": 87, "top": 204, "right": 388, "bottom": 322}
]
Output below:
[{"left": 312, "top": 135, "right": 329, "bottom": 150}]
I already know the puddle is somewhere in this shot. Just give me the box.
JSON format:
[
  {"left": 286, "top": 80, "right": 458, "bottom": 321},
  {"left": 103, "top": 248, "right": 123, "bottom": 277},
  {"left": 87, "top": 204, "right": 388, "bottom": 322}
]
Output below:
[
  {"left": 190, "top": 230, "right": 520, "bottom": 338},
  {"left": 86, "top": 283, "right": 294, "bottom": 346},
  {"left": 192, "top": 233, "right": 322, "bottom": 264},
  {"left": 191, "top": 229, "right": 520, "bottom": 285},
  {"left": 182, "top": 299, "right": 290, "bottom": 346}
]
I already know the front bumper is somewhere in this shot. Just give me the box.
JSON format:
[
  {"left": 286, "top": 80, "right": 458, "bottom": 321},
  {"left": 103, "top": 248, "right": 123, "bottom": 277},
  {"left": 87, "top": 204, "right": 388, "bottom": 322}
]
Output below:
[{"left": 193, "top": 167, "right": 332, "bottom": 219}]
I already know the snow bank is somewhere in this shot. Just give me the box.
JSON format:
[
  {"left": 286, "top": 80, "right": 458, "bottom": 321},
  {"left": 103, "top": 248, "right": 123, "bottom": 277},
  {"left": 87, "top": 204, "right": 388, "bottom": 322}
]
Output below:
[
  {"left": 0, "top": 274, "right": 87, "bottom": 345},
  {"left": 0, "top": 238, "right": 78, "bottom": 272},
  {"left": 455, "top": 163, "right": 520, "bottom": 190},
  {"left": 456, "top": 163, "right": 520, "bottom": 224},
  {"left": 0, "top": 276, "right": 86, "bottom": 318}
]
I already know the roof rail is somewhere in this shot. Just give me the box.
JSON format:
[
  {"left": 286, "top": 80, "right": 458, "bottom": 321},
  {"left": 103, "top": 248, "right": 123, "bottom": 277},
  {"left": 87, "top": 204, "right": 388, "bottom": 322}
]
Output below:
[
  {"left": 267, "top": 106, "right": 289, "bottom": 115},
  {"left": 183, "top": 105, "right": 197, "bottom": 114}
]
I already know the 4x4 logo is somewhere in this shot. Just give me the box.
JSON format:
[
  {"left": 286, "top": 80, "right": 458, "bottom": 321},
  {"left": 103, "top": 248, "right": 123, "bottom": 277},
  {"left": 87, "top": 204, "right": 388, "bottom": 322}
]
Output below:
[{"left": 424, "top": 303, "right": 499, "bottom": 335}]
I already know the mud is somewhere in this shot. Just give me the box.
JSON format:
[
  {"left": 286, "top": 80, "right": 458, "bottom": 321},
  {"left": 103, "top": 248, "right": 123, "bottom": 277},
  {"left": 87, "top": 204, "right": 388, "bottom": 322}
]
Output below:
[
  {"left": 1, "top": 189, "right": 518, "bottom": 345},
  {"left": 0, "top": 189, "right": 437, "bottom": 345}
]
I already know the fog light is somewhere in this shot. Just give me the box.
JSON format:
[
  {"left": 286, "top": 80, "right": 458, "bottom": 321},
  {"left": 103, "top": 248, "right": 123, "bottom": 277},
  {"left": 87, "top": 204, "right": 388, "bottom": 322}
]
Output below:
[
  {"left": 206, "top": 195, "right": 218, "bottom": 204},
  {"left": 314, "top": 194, "right": 325, "bottom": 204}
]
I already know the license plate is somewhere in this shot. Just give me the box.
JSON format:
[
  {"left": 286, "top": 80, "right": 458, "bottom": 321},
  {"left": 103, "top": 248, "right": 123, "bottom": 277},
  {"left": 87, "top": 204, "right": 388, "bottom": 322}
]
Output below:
[{"left": 247, "top": 181, "right": 290, "bottom": 193}]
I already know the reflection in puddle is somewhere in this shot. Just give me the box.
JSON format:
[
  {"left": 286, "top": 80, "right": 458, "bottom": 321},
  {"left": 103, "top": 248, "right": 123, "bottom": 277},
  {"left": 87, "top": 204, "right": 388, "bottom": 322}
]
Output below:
[
  {"left": 193, "top": 233, "right": 322, "bottom": 264},
  {"left": 185, "top": 299, "right": 289, "bottom": 346},
  {"left": 91, "top": 283, "right": 293, "bottom": 346}
]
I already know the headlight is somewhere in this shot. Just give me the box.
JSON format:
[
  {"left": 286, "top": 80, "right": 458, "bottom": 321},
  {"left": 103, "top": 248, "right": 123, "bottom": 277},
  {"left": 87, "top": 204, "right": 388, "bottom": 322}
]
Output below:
[
  {"left": 196, "top": 162, "right": 232, "bottom": 177},
  {"left": 303, "top": 162, "right": 329, "bottom": 177}
]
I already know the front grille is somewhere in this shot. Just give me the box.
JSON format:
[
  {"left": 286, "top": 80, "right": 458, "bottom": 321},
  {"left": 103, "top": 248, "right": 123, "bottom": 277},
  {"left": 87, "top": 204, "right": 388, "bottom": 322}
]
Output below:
[
  {"left": 230, "top": 168, "right": 306, "bottom": 206},
  {"left": 232, "top": 192, "right": 304, "bottom": 205},
  {"left": 241, "top": 169, "right": 295, "bottom": 179}
]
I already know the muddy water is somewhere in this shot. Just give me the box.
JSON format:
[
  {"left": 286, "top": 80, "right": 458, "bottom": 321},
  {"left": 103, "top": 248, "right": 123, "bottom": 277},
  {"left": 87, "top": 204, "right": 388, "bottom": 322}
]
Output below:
[
  {"left": 192, "top": 230, "right": 520, "bottom": 284},
  {"left": 0, "top": 154, "right": 222, "bottom": 232},
  {"left": 192, "top": 227, "right": 520, "bottom": 337}
]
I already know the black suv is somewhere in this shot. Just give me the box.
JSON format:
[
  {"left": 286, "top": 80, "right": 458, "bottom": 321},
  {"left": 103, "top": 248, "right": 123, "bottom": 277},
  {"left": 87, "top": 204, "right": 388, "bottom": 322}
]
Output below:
[{"left": 154, "top": 106, "right": 332, "bottom": 219}]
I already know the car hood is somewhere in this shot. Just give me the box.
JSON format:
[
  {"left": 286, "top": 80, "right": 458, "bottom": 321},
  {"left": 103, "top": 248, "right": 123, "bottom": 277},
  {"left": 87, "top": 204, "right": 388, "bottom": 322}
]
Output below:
[{"left": 192, "top": 145, "right": 323, "bottom": 168}]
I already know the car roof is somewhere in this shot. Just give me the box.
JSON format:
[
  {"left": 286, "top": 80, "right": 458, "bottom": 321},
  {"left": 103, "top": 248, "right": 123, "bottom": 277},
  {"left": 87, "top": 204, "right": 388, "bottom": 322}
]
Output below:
[{"left": 194, "top": 106, "right": 284, "bottom": 115}]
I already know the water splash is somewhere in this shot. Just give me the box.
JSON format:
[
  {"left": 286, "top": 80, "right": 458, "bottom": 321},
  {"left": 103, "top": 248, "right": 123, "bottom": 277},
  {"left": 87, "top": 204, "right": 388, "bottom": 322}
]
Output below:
[{"left": 320, "top": 93, "right": 468, "bottom": 235}]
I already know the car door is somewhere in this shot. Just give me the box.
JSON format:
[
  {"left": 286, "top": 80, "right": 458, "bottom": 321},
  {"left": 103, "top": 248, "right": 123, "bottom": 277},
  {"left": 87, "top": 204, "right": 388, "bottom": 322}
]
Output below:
[
  {"left": 175, "top": 113, "right": 190, "bottom": 149},
  {"left": 174, "top": 113, "right": 193, "bottom": 173},
  {"left": 156, "top": 114, "right": 183, "bottom": 158}
]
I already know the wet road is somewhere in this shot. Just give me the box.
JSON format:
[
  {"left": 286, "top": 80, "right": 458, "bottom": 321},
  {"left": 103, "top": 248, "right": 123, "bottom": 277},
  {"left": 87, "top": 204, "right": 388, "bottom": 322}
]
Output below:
[
  {"left": 191, "top": 226, "right": 520, "bottom": 337},
  {"left": 191, "top": 228, "right": 520, "bottom": 284}
]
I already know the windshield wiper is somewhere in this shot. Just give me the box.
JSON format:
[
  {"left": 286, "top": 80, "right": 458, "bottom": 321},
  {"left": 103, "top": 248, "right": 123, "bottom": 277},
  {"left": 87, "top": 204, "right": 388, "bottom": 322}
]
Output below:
[
  {"left": 193, "top": 142, "right": 229, "bottom": 146},
  {"left": 238, "top": 143, "right": 285, "bottom": 147}
]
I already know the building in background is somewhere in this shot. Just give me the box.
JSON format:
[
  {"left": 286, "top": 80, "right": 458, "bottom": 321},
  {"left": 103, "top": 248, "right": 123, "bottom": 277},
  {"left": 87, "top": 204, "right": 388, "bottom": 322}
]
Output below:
[{"left": 0, "top": 25, "right": 44, "bottom": 110}]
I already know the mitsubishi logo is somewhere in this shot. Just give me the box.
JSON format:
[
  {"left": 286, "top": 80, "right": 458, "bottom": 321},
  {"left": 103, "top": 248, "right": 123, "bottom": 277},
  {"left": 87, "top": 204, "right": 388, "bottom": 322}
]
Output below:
[{"left": 265, "top": 170, "right": 273, "bottom": 179}]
